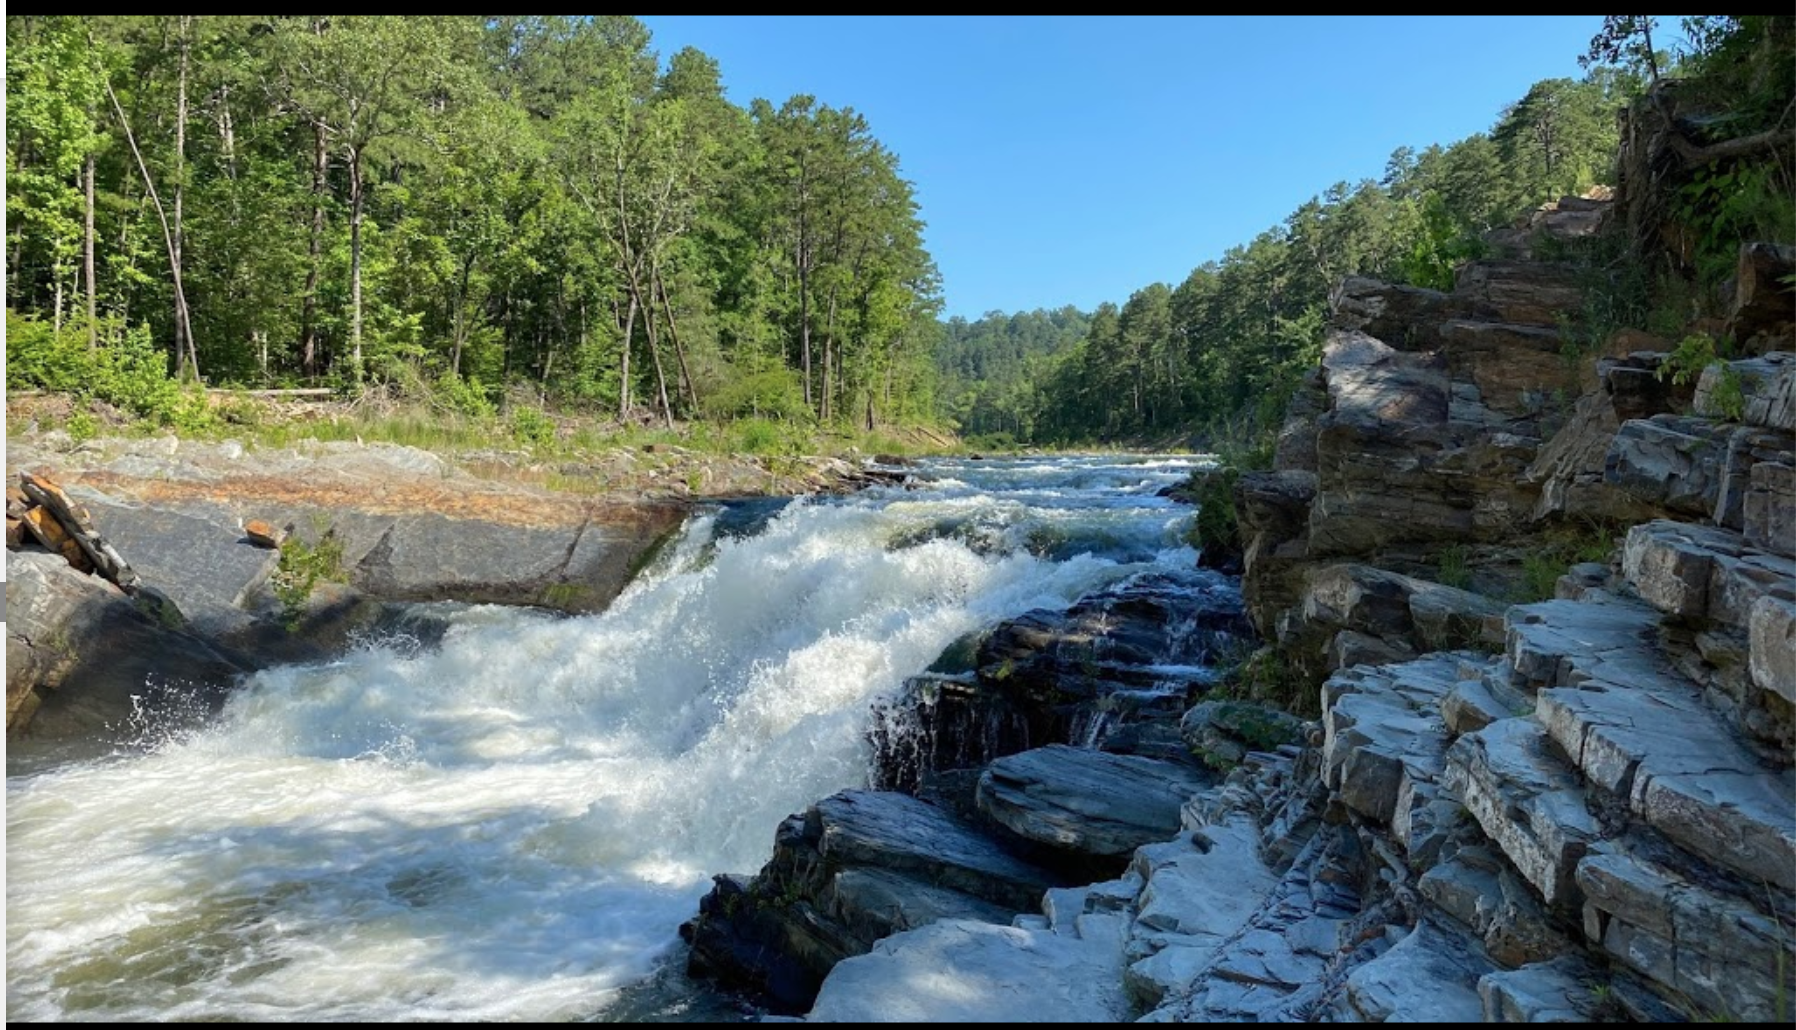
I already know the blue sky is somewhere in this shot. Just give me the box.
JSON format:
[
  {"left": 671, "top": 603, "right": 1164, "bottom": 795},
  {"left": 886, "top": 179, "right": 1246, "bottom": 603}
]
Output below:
[{"left": 639, "top": 15, "right": 1617, "bottom": 320}]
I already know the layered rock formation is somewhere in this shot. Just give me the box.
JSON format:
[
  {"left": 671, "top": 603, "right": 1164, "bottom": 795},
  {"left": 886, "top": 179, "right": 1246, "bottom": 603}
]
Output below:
[{"left": 688, "top": 192, "right": 1794, "bottom": 1023}]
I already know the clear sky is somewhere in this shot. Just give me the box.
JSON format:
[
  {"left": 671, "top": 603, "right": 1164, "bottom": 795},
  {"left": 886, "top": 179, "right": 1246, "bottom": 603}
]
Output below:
[{"left": 637, "top": 15, "right": 1613, "bottom": 320}]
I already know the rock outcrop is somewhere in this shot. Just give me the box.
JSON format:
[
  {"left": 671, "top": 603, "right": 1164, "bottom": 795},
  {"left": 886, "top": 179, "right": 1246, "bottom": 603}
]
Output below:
[{"left": 716, "top": 190, "right": 1796, "bottom": 1024}]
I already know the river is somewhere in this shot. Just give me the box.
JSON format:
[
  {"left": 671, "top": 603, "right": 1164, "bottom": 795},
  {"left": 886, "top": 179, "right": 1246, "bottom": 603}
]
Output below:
[{"left": 5, "top": 454, "right": 1209, "bottom": 1022}]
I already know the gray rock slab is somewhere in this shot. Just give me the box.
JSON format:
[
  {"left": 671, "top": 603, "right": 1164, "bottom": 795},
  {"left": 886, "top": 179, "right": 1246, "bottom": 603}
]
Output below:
[
  {"left": 77, "top": 493, "right": 280, "bottom": 636},
  {"left": 1443, "top": 675, "right": 1529, "bottom": 735},
  {"left": 1478, "top": 956, "right": 1600, "bottom": 1023},
  {"left": 1750, "top": 594, "right": 1796, "bottom": 705},
  {"left": 1744, "top": 461, "right": 1795, "bottom": 557},
  {"left": 1623, "top": 519, "right": 1795, "bottom": 624},
  {"left": 6, "top": 550, "right": 244, "bottom": 741},
  {"left": 806, "top": 919, "right": 1130, "bottom": 1023},
  {"left": 813, "top": 791, "right": 1057, "bottom": 912},
  {"left": 976, "top": 745, "right": 1210, "bottom": 858},
  {"left": 1537, "top": 674, "right": 1796, "bottom": 890},
  {"left": 1345, "top": 918, "right": 1494, "bottom": 1022},
  {"left": 1694, "top": 352, "right": 1796, "bottom": 430},
  {"left": 1129, "top": 814, "right": 1277, "bottom": 940},
  {"left": 1320, "top": 653, "right": 1471, "bottom": 825},
  {"left": 1577, "top": 844, "right": 1796, "bottom": 1021},
  {"left": 1443, "top": 718, "right": 1598, "bottom": 907}
]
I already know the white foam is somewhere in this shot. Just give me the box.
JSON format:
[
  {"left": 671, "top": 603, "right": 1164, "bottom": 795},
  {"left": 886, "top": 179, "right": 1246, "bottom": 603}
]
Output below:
[{"left": 7, "top": 463, "right": 1188, "bottom": 1022}]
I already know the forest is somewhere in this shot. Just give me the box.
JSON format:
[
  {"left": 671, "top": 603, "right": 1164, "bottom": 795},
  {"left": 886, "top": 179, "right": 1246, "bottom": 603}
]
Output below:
[
  {"left": 8, "top": 16, "right": 1792, "bottom": 450},
  {"left": 7, "top": 16, "right": 941, "bottom": 432},
  {"left": 937, "top": 15, "right": 1794, "bottom": 448}
]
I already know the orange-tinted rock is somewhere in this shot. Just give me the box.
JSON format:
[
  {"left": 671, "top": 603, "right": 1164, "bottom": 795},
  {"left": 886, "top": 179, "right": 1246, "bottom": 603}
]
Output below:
[
  {"left": 6, "top": 516, "right": 24, "bottom": 549},
  {"left": 19, "top": 471, "right": 92, "bottom": 529},
  {"left": 22, "top": 507, "right": 92, "bottom": 572},
  {"left": 244, "top": 519, "right": 286, "bottom": 549}
]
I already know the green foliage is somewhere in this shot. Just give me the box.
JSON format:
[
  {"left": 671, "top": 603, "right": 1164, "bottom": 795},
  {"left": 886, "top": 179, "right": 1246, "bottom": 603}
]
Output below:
[
  {"left": 1519, "top": 552, "right": 1566, "bottom": 603},
  {"left": 1658, "top": 331, "right": 1732, "bottom": 386},
  {"left": 6, "top": 310, "right": 216, "bottom": 430},
  {"left": 509, "top": 405, "right": 555, "bottom": 447},
  {"left": 434, "top": 373, "right": 496, "bottom": 420},
  {"left": 1512, "top": 522, "right": 1620, "bottom": 603},
  {"left": 1676, "top": 161, "right": 1796, "bottom": 286},
  {"left": 1400, "top": 192, "right": 1487, "bottom": 291},
  {"left": 1659, "top": 331, "right": 1749, "bottom": 421},
  {"left": 729, "top": 417, "right": 804, "bottom": 456},
  {"left": 1436, "top": 544, "right": 1473, "bottom": 590},
  {"left": 1186, "top": 468, "right": 1241, "bottom": 555},
  {"left": 271, "top": 531, "right": 346, "bottom": 631},
  {"left": 5, "top": 15, "right": 943, "bottom": 433}
]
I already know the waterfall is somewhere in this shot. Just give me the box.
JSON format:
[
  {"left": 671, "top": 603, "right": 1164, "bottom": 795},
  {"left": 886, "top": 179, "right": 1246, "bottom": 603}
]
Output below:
[{"left": 6, "top": 455, "right": 1205, "bottom": 1022}]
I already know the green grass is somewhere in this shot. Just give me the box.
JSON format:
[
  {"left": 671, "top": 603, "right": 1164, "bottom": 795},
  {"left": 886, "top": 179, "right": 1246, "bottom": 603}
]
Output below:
[{"left": 1436, "top": 544, "right": 1474, "bottom": 591}]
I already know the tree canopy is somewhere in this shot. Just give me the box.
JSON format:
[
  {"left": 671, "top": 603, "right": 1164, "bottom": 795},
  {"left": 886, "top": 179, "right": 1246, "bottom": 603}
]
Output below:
[{"left": 6, "top": 15, "right": 942, "bottom": 431}]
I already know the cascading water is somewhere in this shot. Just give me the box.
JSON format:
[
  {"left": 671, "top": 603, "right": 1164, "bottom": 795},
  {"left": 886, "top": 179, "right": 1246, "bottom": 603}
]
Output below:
[{"left": 6, "top": 454, "right": 1210, "bottom": 1022}]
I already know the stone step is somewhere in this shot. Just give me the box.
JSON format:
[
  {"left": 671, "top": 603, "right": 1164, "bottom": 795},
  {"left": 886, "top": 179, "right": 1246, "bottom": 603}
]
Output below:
[
  {"left": 1121, "top": 814, "right": 1279, "bottom": 1009},
  {"left": 1340, "top": 918, "right": 1495, "bottom": 1022},
  {"left": 1577, "top": 840, "right": 1796, "bottom": 1021},
  {"left": 976, "top": 746, "right": 1211, "bottom": 860},
  {"left": 1443, "top": 673, "right": 1530, "bottom": 736},
  {"left": 1477, "top": 956, "right": 1603, "bottom": 1023},
  {"left": 1443, "top": 718, "right": 1601, "bottom": 908},
  {"left": 1504, "top": 587, "right": 1796, "bottom": 889},
  {"left": 1417, "top": 845, "right": 1570, "bottom": 967},
  {"left": 1751, "top": 595, "right": 1796, "bottom": 707},
  {"left": 805, "top": 918, "right": 1131, "bottom": 1023},
  {"left": 1321, "top": 652, "right": 1497, "bottom": 860},
  {"left": 1502, "top": 593, "right": 1663, "bottom": 692},
  {"left": 1538, "top": 677, "right": 1796, "bottom": 891},
  {"left": 1622, "top": 519, "right": 1795, "bottom": 627}
]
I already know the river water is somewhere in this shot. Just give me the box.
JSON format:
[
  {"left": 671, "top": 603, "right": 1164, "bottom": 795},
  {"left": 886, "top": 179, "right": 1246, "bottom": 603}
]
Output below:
[{"left": 5, "top": 454, "right": 1208, "bottom": 1022}]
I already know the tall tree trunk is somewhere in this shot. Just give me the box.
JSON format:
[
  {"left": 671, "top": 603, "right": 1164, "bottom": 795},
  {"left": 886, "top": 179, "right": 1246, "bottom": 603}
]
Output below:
[
  {"left": 617, "top": 291, "right": 637, "bottom": 420},
  {"left": 821, "top": 285, "right": 838, "bottom": 423},
  {"left": 84, "top": 149, "right": 96, "bottom": 350},
  {"left": 173, "top": 14, "right": 197, "bottom": 379},
  {"left": 302, "top": 120, "right": 327, "bottom": 379},
  {"left": 654, "top": 266, "right": 698, "bottom": 412},
  {"left": 641, "top": 284, "right": 674, "bottom": 429},
  {"left": 798, "top": 237, "right": 812, "bottom": 412},
  {"left": 106, "top": 79, "right": 198, "bottom": 382},
  {"left": 348, "top": 148, "right": 365, "bottom": 381},
  {"left": 450, "top": 252, "right": 475, "bottom": 376}
]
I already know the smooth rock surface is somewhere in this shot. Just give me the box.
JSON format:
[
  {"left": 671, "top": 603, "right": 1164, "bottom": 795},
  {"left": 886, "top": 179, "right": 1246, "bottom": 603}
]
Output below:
[{"left": 976, "top": 746, "right": 1210, "bottom": 858}]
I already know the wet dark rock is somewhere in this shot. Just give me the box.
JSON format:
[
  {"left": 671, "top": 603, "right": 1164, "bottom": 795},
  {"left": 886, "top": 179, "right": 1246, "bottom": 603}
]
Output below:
[{"left": 682, "top": 790, "right": 1062, "bottom": 1013}]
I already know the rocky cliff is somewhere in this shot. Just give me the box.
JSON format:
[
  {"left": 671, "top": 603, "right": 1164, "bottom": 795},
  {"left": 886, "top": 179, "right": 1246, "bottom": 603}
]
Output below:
[{"left": 678, "top": 191, "right": 1796, "bottom": 1022}]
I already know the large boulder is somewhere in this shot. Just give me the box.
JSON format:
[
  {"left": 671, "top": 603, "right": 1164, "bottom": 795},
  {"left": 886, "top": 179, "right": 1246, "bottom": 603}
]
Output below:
[
  {"left": 1329, "top": 276, "right": 1456, "bottom": 352},
  {"left": 6, "top": 550, "right": 245, "bottom": 741},
  {"left": 682, "top": 790, "right": 1062, "bottom": 1013},
  {"left": 975, "top": 745, "right": 1211, "bottom": 859},
  {"left": 1453, "top": 260, "right": 1584, "bottom": 328}
]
